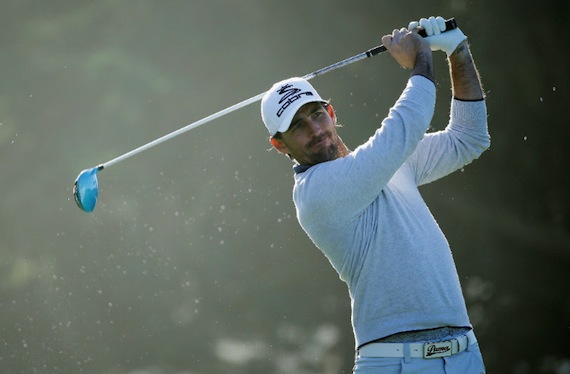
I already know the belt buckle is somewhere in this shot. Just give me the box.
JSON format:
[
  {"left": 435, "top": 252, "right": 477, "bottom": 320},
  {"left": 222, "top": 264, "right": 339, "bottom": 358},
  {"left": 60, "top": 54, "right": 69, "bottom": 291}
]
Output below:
[{"left": 423, "top": 341, "right": 453, "bottom": 359}]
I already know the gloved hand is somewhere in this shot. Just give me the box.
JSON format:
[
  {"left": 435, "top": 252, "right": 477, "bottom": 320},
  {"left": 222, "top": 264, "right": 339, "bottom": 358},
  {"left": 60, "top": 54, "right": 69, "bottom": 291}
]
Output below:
[{"left": 408, "top": 16, "right": 467, "bottom": 56}]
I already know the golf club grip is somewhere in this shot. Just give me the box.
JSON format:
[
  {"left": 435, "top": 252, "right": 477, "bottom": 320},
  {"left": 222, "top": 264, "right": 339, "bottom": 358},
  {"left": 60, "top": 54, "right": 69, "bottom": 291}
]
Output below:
[{"left": 367, "top": 17, "right": 457, "bottom": 57}]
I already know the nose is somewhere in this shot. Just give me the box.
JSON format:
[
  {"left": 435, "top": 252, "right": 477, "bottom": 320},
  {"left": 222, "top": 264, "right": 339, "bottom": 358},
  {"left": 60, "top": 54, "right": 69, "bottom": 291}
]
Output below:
[{"left": 306, "top": 118, "right": 323, "bottom": 137}]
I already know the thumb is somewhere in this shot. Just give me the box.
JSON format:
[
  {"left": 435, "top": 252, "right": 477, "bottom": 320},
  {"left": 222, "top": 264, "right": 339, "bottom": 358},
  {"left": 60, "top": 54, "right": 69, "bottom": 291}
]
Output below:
[{"left": 381, "top": 34, "right": 393, "bottom": 48}]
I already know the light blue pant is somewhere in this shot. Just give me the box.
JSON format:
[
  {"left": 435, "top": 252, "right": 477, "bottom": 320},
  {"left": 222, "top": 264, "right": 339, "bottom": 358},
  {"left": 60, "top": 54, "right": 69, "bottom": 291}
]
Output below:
[{"left": 353, "top": 342, "right": 486, "bottom": 373}]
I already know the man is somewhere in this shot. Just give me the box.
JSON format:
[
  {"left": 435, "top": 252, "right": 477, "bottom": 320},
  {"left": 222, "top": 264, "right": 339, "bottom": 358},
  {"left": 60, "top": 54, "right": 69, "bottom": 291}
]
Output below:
[{"left": 261, "top": 16, "right": 489, "bottom": 373}]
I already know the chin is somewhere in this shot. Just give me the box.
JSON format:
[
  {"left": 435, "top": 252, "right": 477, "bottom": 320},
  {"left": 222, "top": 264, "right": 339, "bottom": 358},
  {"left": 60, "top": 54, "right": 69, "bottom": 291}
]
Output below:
[{"left": 312, "top": 143, "right": 340, "bottom": 164}]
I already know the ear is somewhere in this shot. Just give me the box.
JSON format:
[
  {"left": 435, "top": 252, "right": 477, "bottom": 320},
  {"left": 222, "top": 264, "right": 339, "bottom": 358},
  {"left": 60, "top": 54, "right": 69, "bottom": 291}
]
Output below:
[
  {"left": 326, "top": 104, "right": 337, "bottom": 124},
  {"left": 270, "top": 136, "right": 289, "bottom": 155}
]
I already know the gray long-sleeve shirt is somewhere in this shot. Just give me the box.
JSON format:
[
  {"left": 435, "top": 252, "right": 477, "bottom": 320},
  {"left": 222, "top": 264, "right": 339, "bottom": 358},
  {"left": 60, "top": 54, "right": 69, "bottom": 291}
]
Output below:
[{"left": 292, "top": 76, "right": 490, "bottom": 348}]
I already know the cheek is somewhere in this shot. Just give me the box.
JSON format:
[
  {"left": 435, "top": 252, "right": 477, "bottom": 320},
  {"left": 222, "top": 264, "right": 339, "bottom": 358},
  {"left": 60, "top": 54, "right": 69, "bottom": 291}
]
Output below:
[{"left": 288, "top": 132, "right": 309, "bottom": 146}]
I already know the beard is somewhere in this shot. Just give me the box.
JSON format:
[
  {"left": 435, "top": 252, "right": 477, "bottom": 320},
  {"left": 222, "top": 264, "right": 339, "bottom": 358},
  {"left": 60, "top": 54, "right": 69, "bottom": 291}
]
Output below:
[{"left": 305, "top": 133, "right": 342, "bottom": 165}]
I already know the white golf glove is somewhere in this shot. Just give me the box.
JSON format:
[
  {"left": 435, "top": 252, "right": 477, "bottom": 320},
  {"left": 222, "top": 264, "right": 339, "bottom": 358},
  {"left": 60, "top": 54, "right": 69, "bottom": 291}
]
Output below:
[{"left": 408, "top": 16, "right": 467, "bottom": 56}]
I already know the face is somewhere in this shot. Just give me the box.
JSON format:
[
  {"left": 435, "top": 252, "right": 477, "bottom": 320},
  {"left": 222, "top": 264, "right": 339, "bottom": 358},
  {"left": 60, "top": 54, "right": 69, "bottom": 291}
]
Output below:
[{"left": 271, "top": 102, "right": 347, "bottom": 166}]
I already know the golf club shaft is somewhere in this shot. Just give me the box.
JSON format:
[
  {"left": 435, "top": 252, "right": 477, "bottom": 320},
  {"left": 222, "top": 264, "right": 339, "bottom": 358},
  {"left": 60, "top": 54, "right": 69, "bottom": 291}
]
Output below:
[
  {"left": 100, "top": 18, "right": 456, "bottom": 170},
  {"left": 101, "top": 91, "right": 265, "bottom": 169}
]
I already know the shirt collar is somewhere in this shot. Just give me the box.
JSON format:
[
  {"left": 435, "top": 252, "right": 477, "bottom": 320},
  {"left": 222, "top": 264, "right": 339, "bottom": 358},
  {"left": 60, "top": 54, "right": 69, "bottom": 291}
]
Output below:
[{"left": 293, "top": 164, "right": 312, "bottom": 174}]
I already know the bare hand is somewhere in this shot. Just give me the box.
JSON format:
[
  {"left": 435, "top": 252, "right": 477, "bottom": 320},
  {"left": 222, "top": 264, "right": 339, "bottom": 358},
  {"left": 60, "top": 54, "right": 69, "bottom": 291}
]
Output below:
[{"left": 382, "top": 28, "right": 431, "bottom": 69}]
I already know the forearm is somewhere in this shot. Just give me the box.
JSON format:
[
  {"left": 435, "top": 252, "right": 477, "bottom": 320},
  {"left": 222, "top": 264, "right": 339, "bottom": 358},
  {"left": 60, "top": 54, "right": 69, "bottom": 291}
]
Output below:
[
  {"left": 448, "top": 41, "right": 484, "bottom": 101},
  {"left": 411, "top": 49, "right": 435, "bottom": 83}
]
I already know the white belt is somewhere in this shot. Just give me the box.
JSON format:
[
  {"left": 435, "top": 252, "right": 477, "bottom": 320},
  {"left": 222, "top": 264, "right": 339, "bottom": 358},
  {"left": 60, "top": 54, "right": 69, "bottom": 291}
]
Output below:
[{"left": 358, "top": 330, "right": 477, "bottom": 359}]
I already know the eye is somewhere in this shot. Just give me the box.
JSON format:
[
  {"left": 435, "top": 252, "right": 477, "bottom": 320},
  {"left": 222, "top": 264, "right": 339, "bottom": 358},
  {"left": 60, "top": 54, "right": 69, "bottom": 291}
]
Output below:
[
  {"left": 290, "top": 120, "right": 302, "bottom": 132},
  {"left": 312, "top": 110, "right": 325, "bottom": 120}
]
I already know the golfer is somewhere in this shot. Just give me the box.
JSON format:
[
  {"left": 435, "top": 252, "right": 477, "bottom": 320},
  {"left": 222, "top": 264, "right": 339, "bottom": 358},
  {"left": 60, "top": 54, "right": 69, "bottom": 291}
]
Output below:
[{"left": 261, "top": 16, "right": 488, "bottom": 373}]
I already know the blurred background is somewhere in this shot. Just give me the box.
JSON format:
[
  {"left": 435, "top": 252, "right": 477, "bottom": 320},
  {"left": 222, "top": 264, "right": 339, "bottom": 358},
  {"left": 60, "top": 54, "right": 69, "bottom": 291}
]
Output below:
[{"left": 1, "top": 0, "right": 569, "bottom": 373}]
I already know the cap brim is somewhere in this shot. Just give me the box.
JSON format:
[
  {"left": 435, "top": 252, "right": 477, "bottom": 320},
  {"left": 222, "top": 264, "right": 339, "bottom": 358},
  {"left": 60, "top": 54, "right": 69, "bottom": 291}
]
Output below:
[{"left": 275, "top": 99, "right": 327, "bottom": 134}]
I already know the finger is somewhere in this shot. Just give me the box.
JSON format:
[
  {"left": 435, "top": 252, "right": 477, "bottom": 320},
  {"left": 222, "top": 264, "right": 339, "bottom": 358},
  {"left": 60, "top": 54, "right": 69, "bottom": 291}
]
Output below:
[
  {"left": 408, "top": 21, "right": 419, "bottom": 31},
  {"left": 428, "top": 16, "right": 441, "bottom": 35},
  {"left": 435, "top": 16, "right": 446, "bottom": 33},
  {"left": 381, "top": 34, "right": 393, "bottom": 47},
  {"left": 392, "top": 28, "right": 403, "bottom": 43},
  {"left": 419, "top": 17, "right": 432, "bottom": 36}
]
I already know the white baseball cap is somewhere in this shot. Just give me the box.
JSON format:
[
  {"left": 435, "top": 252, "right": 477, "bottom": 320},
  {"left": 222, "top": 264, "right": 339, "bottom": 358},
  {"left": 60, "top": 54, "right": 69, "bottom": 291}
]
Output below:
[{"left": 261, "top": 77, "right": 326, "bottom": 136}]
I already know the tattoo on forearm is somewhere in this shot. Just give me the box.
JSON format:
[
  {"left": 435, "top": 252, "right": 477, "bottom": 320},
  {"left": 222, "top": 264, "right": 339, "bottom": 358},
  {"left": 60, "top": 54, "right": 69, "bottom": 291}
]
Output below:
[
  {"left": 454, "top": 43, "right": 467, "bottom": 56},
  {"left": 449, "top": 42, "right": 484, "bottom": 100}
]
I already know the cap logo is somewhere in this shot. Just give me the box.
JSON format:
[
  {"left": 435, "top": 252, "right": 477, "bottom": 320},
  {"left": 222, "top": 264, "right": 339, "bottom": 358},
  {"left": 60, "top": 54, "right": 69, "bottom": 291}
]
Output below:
[{"left": 276, "top": 83, "right": 314, "bottom": 118}]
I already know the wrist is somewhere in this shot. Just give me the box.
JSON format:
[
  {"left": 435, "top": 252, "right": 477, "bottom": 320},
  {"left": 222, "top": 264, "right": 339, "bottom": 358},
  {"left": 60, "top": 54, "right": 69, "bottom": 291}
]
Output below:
[
  {"left": 411, "top": 49, "right": 434, "bottom": 83},
  {"left": 449, "top": 40, "right": 469, "bottom": 59}
]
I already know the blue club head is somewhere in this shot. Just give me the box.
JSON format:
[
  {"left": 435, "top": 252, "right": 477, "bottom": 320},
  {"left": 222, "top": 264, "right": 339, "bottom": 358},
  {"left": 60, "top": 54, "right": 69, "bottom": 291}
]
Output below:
[{"left": 73, "top": 166, "right": 102, "bottom": 212}]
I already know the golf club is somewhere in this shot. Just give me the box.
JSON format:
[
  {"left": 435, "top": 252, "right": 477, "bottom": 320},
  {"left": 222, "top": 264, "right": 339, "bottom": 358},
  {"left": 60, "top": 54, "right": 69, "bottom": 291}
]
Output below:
[{"left": 73, "top": 18, "right": 457, "bottom": 212}]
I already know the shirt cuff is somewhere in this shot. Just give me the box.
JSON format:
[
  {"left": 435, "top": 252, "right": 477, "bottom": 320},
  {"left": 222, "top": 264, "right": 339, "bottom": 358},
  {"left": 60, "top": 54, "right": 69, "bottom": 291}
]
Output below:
[
  {"left": 407, "top": 75, "right": 436, "bottom": 97},
  {"left": 451, "top": 98, "right": 487, "bottom": 123}
]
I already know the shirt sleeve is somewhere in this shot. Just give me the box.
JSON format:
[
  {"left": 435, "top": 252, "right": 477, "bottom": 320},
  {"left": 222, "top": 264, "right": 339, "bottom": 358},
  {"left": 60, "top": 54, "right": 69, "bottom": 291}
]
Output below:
[{"left": 406, "top": 98, "right": 490, "bottom": 186}]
